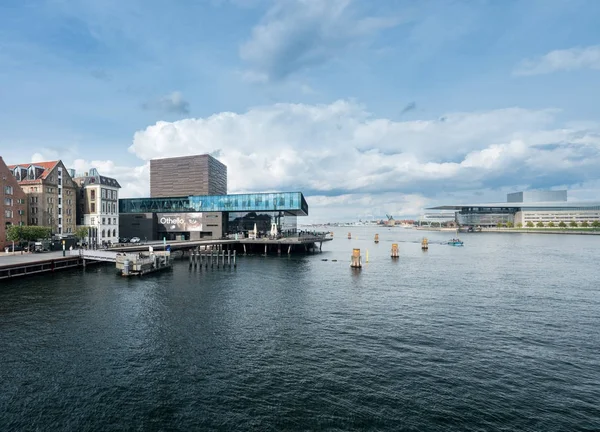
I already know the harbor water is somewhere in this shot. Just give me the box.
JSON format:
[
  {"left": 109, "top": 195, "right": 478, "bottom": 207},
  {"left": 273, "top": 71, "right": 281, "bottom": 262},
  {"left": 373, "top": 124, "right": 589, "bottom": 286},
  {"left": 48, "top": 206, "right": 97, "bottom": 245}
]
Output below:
[{"left": 1, "top": 228, "right": 599, "bottom": 431}]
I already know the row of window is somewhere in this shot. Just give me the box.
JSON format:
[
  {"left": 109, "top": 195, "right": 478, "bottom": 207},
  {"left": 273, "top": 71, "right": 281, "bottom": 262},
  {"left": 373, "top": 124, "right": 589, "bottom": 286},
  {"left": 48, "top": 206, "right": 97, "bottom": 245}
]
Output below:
[
  {"left": 89, "top": 217, "right": 118, "bottom": 225},
  {"left": 4, "top": 186, "right": 13, "bottom": 195},
  {"left": 101, "top": 229, "right": 117, "bottom": 238},
  {"left": 4, "top": 198, "right": 26, "bottom": 206},
  {"left": 4, "top": 210, "right": 25, "bottom": 218},
  {"left": 89, "top": 189, "right": 118, "bottom": 201},
  {"left": 88, "top": 202, "right": 118, "bottom": 214}
]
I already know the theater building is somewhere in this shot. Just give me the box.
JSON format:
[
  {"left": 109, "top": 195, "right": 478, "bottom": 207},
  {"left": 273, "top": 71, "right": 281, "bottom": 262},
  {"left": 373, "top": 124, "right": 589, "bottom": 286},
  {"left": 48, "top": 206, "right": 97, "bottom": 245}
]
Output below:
[
  {"left": 428, "top": 190, "right": 600, "bottom": 227},
  {"left": 119, "top": 192, "right": 308, "bottom": 241}
]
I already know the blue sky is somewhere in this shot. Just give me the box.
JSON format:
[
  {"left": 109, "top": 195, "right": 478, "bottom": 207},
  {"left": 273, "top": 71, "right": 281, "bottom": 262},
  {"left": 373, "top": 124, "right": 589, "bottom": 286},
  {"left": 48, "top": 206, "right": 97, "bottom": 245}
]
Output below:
[{"left": 1, "top": 0, "right": 600, "bottom": 221}]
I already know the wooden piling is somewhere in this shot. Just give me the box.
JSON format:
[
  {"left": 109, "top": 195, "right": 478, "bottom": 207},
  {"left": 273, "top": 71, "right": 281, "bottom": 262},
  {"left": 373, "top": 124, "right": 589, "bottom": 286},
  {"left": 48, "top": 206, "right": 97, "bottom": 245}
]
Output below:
[
  {"left": 350, "top": 248, "right": 362, "bottom": 268},
  {"left": 391, "top": 243, "right": 399, "bottom": 258},
  {"left": 374, "top": 234, "right": 379, "bottom": 243}
]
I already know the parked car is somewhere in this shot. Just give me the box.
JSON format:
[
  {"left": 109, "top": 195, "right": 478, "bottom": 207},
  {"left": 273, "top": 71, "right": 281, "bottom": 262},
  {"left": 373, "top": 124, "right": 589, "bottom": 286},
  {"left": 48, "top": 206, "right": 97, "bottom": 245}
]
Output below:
[
  {"left": 130, "top": 237, "right": 141, "bottom": 243},
  {"left": 119, "top": 237, "right": 130, "bottom": 243}
]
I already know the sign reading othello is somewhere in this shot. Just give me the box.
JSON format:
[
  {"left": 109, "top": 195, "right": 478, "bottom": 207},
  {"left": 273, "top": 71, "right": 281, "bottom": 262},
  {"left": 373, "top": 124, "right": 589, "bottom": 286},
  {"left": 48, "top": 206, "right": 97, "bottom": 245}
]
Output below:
[{"left": 157, "top": 213, "right": 203, "bottom": 232}]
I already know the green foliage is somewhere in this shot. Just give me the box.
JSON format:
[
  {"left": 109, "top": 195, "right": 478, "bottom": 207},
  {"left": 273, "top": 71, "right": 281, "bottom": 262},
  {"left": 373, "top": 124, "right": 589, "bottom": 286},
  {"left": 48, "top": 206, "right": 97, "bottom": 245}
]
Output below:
[
  {"left": 592, "top": 221, "right": 600, "bottom": 228},
  {"left": 569, "top": 220, "right": 578, "bottom": 227},
  {"left": 547, "top": 222, "right": 555, "bottom": 228},
  {"left": 6, "top": 225, "right": 51, "bottom": 242},
  {"left": 75, "top": 226, "right": 89, "bottom": 240},
  {"left": 526, "top": 221, "right": 534, "bottom": 228},
  {"left": 558, "top": 221, "right": 567, "bottom": 228},
  {"left": 506, "top": 222, "right": 514, "bottom": 228},
  {"left": 516, "top": 223, "right": 523, "bottom": 228},
  {"left": 581, "top": 221, "right": 589, "bottom": 228},
  {"left": 536, "top": 221, "right": 544, "bottom": 228},
  {"left": 496, "top": 222, "right": 503, "bottom": 228}
]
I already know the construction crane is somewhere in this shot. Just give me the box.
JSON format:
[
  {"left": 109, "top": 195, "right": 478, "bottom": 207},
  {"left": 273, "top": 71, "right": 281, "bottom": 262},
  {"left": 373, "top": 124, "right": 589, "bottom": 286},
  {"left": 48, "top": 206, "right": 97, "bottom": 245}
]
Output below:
[{"left": 386, "top": 214, "right": 394, "bottom": 221}]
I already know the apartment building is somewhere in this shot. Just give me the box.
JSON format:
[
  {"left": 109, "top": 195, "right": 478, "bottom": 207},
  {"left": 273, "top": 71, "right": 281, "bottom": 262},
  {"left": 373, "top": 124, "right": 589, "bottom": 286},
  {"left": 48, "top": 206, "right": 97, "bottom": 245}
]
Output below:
[
  {"left": 0, "top": 156, "right": 28, "bottom": 250},
  {"left": 7, "top": 160, "right": 77, "bottom": 236},
  {"left": 73, "top": 168, "right": 121, "bottom": 246}
]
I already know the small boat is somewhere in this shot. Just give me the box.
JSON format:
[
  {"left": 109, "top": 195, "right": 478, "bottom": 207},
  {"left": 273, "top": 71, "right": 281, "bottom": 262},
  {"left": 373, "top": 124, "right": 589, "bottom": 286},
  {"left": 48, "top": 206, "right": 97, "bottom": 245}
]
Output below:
[{"left": 447, "top": 239, "right": 464, "bottom": 246}]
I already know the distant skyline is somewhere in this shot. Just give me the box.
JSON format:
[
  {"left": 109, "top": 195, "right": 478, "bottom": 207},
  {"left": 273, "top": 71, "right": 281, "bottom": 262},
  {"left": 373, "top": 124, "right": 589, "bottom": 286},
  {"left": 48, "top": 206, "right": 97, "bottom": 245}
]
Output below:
[{"left": 1, "top": 0, "right": 600, "bottom": 222}]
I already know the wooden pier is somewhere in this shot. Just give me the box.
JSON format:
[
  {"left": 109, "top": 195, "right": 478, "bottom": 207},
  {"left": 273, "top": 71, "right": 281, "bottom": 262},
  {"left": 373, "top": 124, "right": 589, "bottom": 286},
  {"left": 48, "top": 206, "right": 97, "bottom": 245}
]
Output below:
[{"left": 0, "top": 234, "right": 333, "bottom": 281}]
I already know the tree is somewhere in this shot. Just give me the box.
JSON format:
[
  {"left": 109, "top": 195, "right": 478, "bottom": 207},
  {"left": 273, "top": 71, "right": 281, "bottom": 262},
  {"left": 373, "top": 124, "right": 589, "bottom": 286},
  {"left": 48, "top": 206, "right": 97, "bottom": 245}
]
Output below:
[
  {"left": 547, "top": 221, "right": 555, "bottom": 228},
  {"left": 592, "top": 221, "right": 600, "bottom": 228},
  {"left": 569, "top": 221, "right": 578, "bottom": 228},
  {"left": 506, "top": 222, "right": 514, "bottom": 228},
  {"left": 536, "top": 221, "right": 544, "bottom": 228},
  {"left": 526, "top": 221, "right": 534, "bottom": 228},
  {"left": 75, "top": 226, "right": 89, "bottom": 242},
  {"left": 581, "top": 221, "right": 589, "bottom": 228},
  {"left": 6, "top": 225, "right": 24, "bottom": 244},
  {"left": 558, "top": 221, "right": 567, "bottom": 228},
  {"left": 496, "top": 222, "right": 504, "bottom": 228}
]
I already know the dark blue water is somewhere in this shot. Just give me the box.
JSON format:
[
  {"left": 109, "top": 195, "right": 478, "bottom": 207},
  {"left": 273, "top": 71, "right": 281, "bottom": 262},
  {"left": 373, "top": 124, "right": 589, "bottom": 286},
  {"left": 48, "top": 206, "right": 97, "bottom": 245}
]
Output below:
[{"left": 1, "top": 228, "right": 599, "bottom": 431}]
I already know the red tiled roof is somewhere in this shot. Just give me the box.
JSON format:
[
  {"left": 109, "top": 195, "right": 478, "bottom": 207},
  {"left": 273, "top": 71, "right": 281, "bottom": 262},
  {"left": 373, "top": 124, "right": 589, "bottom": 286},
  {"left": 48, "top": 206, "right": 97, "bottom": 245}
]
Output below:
[{"left": 6, "top": 160, "right": 60, "bottom": 184}]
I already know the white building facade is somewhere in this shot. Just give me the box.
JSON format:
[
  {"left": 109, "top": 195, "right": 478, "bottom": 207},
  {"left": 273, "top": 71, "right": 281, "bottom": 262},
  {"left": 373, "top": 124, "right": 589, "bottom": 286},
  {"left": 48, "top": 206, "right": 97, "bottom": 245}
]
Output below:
[{"left": 73, "top": 168, "right": 121, "bottom": 246}]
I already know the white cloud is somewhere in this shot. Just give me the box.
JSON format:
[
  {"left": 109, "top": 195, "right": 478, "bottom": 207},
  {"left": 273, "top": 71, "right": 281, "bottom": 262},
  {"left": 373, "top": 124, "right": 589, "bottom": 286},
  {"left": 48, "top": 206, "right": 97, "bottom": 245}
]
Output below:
[
  {"left": 514, "top": 45, "right": 600, "bottom": 76},
  {"left": 68, "top": 159, "right": 150, "bottom": 198},
  {"left": 240, "top": 0, "right": 400, "bottom": 81},
  {"left": 126, "top": 99, "right": 600, "bottom": 221}
]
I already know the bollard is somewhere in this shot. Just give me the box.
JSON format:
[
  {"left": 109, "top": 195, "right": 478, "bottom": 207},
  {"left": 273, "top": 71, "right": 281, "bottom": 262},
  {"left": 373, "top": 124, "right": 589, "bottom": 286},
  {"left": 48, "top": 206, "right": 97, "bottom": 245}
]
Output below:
[
  {"left": 233, "top": 250, "right": 237, "bottom": 268},
  {"left": 348, "top": 232, "right": 352, "bottom": 239},
  {"left": 211, "top": 249, "right": 214, "bottom": 268},
  {"left": 350, "top": 248, "right": 362, "bottom": 268},
  {"left": 189, "top": 250, "right": 193, "bottom": 266},
  {"left": 391, "top": 243, "right": 399, "bottom": 258},
  {"left": 374, "top": 234, "right": 379, "bottom": 243},
  {"left": 227, "top": 250, "right": 231, "bottom": 266},
  {"left": 421, "top": 238, "right": 429, "bottom": 251}
]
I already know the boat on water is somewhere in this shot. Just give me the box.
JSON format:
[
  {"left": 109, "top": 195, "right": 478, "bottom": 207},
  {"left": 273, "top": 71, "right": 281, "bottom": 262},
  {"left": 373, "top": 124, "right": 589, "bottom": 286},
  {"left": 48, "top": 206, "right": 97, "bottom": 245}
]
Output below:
[{"left": 447, "top": 238, "right": 464, "bottom": 246}]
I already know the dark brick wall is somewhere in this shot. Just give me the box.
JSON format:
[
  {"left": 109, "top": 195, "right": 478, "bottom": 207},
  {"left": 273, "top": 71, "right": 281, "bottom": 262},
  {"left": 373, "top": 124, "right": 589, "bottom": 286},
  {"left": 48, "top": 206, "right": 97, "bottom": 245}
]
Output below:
[{"left": 150, "top": 155, "right": 227, "bottom": 197}]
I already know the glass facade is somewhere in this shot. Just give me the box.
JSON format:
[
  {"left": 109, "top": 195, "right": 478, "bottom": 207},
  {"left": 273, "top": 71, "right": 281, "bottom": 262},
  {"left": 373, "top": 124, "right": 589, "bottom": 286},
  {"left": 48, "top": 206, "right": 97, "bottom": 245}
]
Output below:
[
  {"left": 227, "top": 211, "right": 298, "bottom": 236},
  {"left": 457, "top": 207, "right": 517, "bottom": 227},
  {"left": 120, "top": 192, "right": 308, "bottom": 216}
]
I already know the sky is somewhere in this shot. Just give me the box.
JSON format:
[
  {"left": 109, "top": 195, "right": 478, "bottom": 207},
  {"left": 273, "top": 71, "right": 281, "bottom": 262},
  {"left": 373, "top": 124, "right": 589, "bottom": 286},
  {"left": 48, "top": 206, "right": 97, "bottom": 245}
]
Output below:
[{"left": 1, "top": 0, "right": 600, "bottom": 223}]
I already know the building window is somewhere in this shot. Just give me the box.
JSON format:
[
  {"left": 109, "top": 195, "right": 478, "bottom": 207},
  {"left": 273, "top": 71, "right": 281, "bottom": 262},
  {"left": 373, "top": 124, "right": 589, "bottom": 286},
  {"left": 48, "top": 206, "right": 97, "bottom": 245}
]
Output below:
[
  {"left": 4, "top": 210, "right": 13, "bottom": 218},
  {"left": 91, "top": 190, "right": 96, "bottom": 200},
  {"left": 102, "top": 202, "right": 106, "bottom": 213},
  {"left": 91, "top": 217, "right": 95, "bottom": 224},
  {"left": 102, "top": 218, "right": 106, "bottom": 225},
  {"left": 58, "top": 198, "right": 61, "bottom": 205},
  {"left": 91, "top": 203, "right": 96, "bottom": 213},
  {"left": 58, "top": 227, "right": 62, "bottom": 234},
  {"left": 101, "top": 229, "right": 105, "bottom": 238},
  {"left": 112, "top": 229, "right": 116, "bottom": 237},
  {"left": 4, "top": 185, "right": 13, "bottom": 195},
  {"left": 113, "top": 218, "right": 116, "bottom": 225},
  {"left": 4, "top": 198, "right": 12, "bottom": 206}
]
